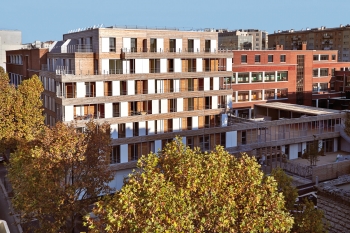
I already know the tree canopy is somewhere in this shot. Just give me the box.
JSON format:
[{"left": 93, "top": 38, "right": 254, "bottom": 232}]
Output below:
[
  {"left": 0, "top": 67, "right": 44, "bottom": 154},
  {"left": 87, "top": 138, "right": 294, "bottom": 233},
  {"left": 8, "top": 121, "right": 115, "bottom": 233}
]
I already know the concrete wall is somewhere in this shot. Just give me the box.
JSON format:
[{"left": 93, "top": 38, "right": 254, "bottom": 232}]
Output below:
[
  {"left": 0, "top": 30, "right": 22, "bottom": 71},
  {"left": 312, "top": 160, "right": 350, "bottom": 182}
]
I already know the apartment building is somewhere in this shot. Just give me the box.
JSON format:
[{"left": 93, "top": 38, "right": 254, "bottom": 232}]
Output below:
[
  {"left": 36, "top": 26, "right": 234, "bottom": 189},
  {"left": 269, "top": 25, "right": 350, "bottom": 61},
  {"left": 229, "top": 46, "right": 350, "bottom": 118},
  {"left": 218, "top": 29, "right": 268, "bottom": 50}
]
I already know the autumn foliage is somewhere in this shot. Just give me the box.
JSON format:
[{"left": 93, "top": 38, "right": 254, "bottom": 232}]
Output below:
[{"left": 87, "top": 138, "right": 294, "bottom": 233}]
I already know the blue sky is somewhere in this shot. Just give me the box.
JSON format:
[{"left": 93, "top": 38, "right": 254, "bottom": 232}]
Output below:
[{"left": 1, "top": 0, "right": 348, "bottom": 43}]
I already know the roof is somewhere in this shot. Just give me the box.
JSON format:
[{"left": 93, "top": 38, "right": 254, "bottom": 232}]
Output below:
[{"left": 255, "top": 102, "right": 340, "bottom": 115}]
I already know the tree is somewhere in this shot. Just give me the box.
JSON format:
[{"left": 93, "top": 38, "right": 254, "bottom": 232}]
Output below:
[
  {"left": 7, "top": 121, "right": 115, "bottom": 233},
  {"left": 302, "top": 135, "right": 323, "bottom": 166},
  {"left": 87, "top": 138, "right": 294, "bottom": 233},
  {"left": 271, "top": 168, "right": 327, "bottom": 232},
  {"left": 0, "top": 67, "right": 44, "bottom": 155},
  {"left": 271, "top": 168, "right": 298, "bottom": 210}
]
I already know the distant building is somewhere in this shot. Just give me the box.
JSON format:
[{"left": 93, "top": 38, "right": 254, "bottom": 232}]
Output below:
[
  {"left": 269, "top": 25, "right": 350, "bottom": 61},
  {"left": 0, "top": 30, "right": 22, "bottom": 71},
  {"left": 6, "top": 41, "right": 52, "bottom": 86},
  {"left": 218, "top": 29, "right": 268, "bottom": 50}
]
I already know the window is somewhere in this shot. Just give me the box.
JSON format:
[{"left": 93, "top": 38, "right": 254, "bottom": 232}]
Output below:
[
  {"left": 320, "top": 68, "right": 329, "bottom": 76},
  {"left": 265, "top": 89, "right": 275, "bottom": 99},
  {"left": 312, "top": 84, "right": 318, "bottom": 92},
  {"left": 255, "top": 55, "right": 260, "bottom": 63},
  {"left": 265, "top": 72, "right": 275, "bottom": 82},
  {"left": 241, "top": 55, "right": 247, "bottom": 63},
  {"left": 320, "top": 55, "right": 329, "bottom": 60},
  {"left": 277, "top": 89, "right": 288, "bottom": 99},
  {"left": 268, "top": 55, "right": 273, "bottom": 62},
  {"left": 332, "top": 55, "right": 336, "bottom": 60},
  {"left": 237, "top": 73, "right": 249, "bottom": 83},
  {"left": 200, "top": 136, "right": 210, "bottom": 151},
  {"left": 320, "top": 83, "right": 328, "bottom": 91},
  {"left": 111, "top": 145, "right": 120, "bottom": 164},
  {"left": 313, "top": 55, "right": 319, "bottom": 61},
  {"left": 277, "top": 71, "right": 288, "bottom": 81},
  {"left": 251, "top": 72, "right": 263, "bottom": 82},
  {"left": 280, "top": 55, "right": 286, "bottom": 62},
  {"left": 109, "top": 38, "right": 116, "bottom": 52},
  {"left": 313, "top": 69, "right": 319, "bottom": 77}
]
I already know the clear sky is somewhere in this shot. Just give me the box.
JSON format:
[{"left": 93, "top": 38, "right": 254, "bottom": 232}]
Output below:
[{"left": 1, "top": 0, "right": 349, "bottom": 43}]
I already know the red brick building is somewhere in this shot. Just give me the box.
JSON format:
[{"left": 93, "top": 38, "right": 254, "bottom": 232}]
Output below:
[
  {"left": 229, "top": 46, "right": 350, "bottom": 118},
  {"left": 6, "top": 43, "right": 49, "bottom": 86}
]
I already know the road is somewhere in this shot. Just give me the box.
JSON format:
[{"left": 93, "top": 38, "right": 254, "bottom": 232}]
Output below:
[{"left": 0, "top": 163, "right": 20, "bottom": 233}]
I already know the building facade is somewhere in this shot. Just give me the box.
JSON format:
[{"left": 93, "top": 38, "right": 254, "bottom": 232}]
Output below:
[
  {"left": 218, "top": 29, "right": 268, "bottom": 50},
  {"left": 269, "top": 25, "right": 350, "bottom": 61},
  {"left": 229, "top": 48, "right": 350, "bottom": 118},
  {"left": 38, "top": 26, "right": 234, "bottom": 189}
]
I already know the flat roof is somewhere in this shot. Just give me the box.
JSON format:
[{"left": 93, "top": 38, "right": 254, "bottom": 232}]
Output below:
[{"left": 255, "top": 102, "right": 340, "bottom": 115}]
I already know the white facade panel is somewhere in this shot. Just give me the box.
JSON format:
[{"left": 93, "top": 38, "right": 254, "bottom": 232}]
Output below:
[
  {"left": 213, "top": 77, "right": 220, "bottom": 90},
  {"left": 177, "top": 98, "right": 183, "bottom": 112},
  {"left": 211, "top": 40, "right": 217, "bottom": 52},
  {"left": 152, "top": 100, "right": 159, "bottom": 114},
  {"left": 110, "top": 124, "right": 118, "bottom": 139},
  {"left": 160, "top": 59, "right": 167, "bottom": 73},
  {"left": 96, "top": 81, "right": 104, "bottom": 97},
  {"left": 155, "top": 140, "right": 162, "bottom": 153},
  {"left": 194, "top": 39, "right": 200, "bottom": 52},
  {"left": 157, "top": 38, "right": 164, "bottom": 52},
  {"left": 161, "top": 99, "right": 167, "bottom": 113},
  {"left": 76, "top": 82, "right": 85, "bottom": 98},
  {"left": 120, "top": 102, "right": 128, "bottom": 117},
  {"left": 176, "top": 39, "right": 182, "bottom": 52},
  {"left": 65, "top": 106, "right": 74, "bottom": 122},
  {"left": 101, "top": 38, "right": 109, "bottom": 53},
  {"left": 127, "top": 80, "right": 135, "bottom": 95},
  {"left": 196, "top": 58, "right": 202, "bottom": 72},
  {"left": 227, "top": 94, "right": 233, "bottom": 108},
  {"left": 139, "top": 121, "right": 146, "bottom": 136},
  {"left": 156, "top": 80, "right": 164, "bottom": 93},
  {"left": 122, "top": 38, "right": 131, "bottom": 52},
  {"left": 101, "top": 59, "right": 109, "bottom": 74},
  {"left": 226, "top": 58, "right": 232, "bottom": 71},
  {"left": 135, "top": 59, "right": 143, "bottom": 74},
  {"left": 126, "top": 122, "right": 133, "bottom": 137},
  {"left": 289, "top": 144, "right": 299, "bottom": 160},
  {"left": 143, "top": 59, "right": 149, "bottom": 73},
  {"left": 120, "top": 144, "right": 128, "bottom": 163},
  {"left": 173, "top": 118, "right": 181, "bottom": 132},
  {"left": 148, "top": 120, "right": 155, "bottom": 135},
  {"left": 112, "top": 81, "right": 120, "bottom": 96},
  {"left": 221, "top": 114, "right": 228, "bottom": 127},
  {"left": 148, "top": 79, "right": 155, "bottom": 94},
  {"left": 105, "top": 103, "right": 113, "bottom": 118},
  {"left": 174, "top": 79, "right": 180, "bottom": 92},
  {"left": 174, "top": 58, "right": 182, "bottom": 72},
  {"left": 123, "top": 60, "right": 130, "bottom": 74},
  {"left": 204, "top": 77, "right": 210, "bottom": 91},
  {"left": 192, "top": 116, "right": 199, "bottom": 130},
  {"left": 109, "top": 169, "right": 133, "bottom": 191},
  {"left": 226, "top": 131, "right": 237, "bottom": 148},
  {"left": 157, "top": 120, "right": 164, "bottom": 133},
  {"left": 212, "top": 96, "right": 218, "bottom": 109}
]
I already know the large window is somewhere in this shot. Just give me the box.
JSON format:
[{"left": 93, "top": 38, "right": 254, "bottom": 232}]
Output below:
[
  {"left": 320, "top": 55, "right": 329, "bottom": 60},
  {"left": 237, "top": 91, "right": 249, "bottom": 102},
  {"left": 277, "top": 71, "right": 288, "bottom": 81},
  {"left": 241, "top": 55, "right": 247, "bottom": 63},
  {"left": 251, "top": 72, "right": 263, "bottom": 82},
  {"left": 111, "top": 145, "right": 120, "bottom": 164},
  {"left": 265, "top": 89, "right": 275, "bottom": 100},
  {"left": 264, "top": 72, "right": 275, "bottom": 82},
  {"left": 320, "top": 83, "right": 328, "bottom": 91},
  {"left": 313, "top": 69, "right": 319, "bottom": 77},
  {"left": 237, "top": 72, "right": 249, "bottom": 83},
  {"left": 277, "top": 89, "right": 288, "bottom": 99}
]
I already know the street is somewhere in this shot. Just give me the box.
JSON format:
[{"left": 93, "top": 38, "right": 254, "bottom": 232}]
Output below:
[{"left": 0, "top": 163, "right": 20, "bottom": 233}]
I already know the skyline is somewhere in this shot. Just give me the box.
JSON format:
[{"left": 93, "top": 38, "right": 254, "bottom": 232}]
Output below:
[{"left": 1, "top": 0, "right": 349, "bottom": 43}]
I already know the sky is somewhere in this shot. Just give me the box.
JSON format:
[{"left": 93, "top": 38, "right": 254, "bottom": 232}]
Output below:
[{"left": 1, "top": 0, "right": 349, "bottom": 43}]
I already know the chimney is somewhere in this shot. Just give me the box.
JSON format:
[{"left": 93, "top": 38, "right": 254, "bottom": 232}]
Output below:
[
  {"left": 302, "top": 41, "right": 307, "bottom": 50},
  {"left": 276, "top": 44, "right": 284, "bottom": 50}
]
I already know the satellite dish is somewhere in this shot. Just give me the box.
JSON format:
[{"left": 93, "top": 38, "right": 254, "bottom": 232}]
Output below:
[{"left": 100, "top": 24, "right": 103, "bottom": 28}]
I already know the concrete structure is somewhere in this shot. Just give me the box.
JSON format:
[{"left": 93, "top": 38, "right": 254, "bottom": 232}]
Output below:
[
  {"left": 218, "top": 29, "right": 268, "bottom": 50},
  {"left": 269, "top": 25, "right": 350, "bottom": 61},
  {"left": 317, "top": 175, "right": 350, "bottom": 233},
  {"left": 0, "top": 30, "right": 22, "bottom": 71},
  {"left": 38, "top": 26, "right": 234, "bottom": 189}
]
